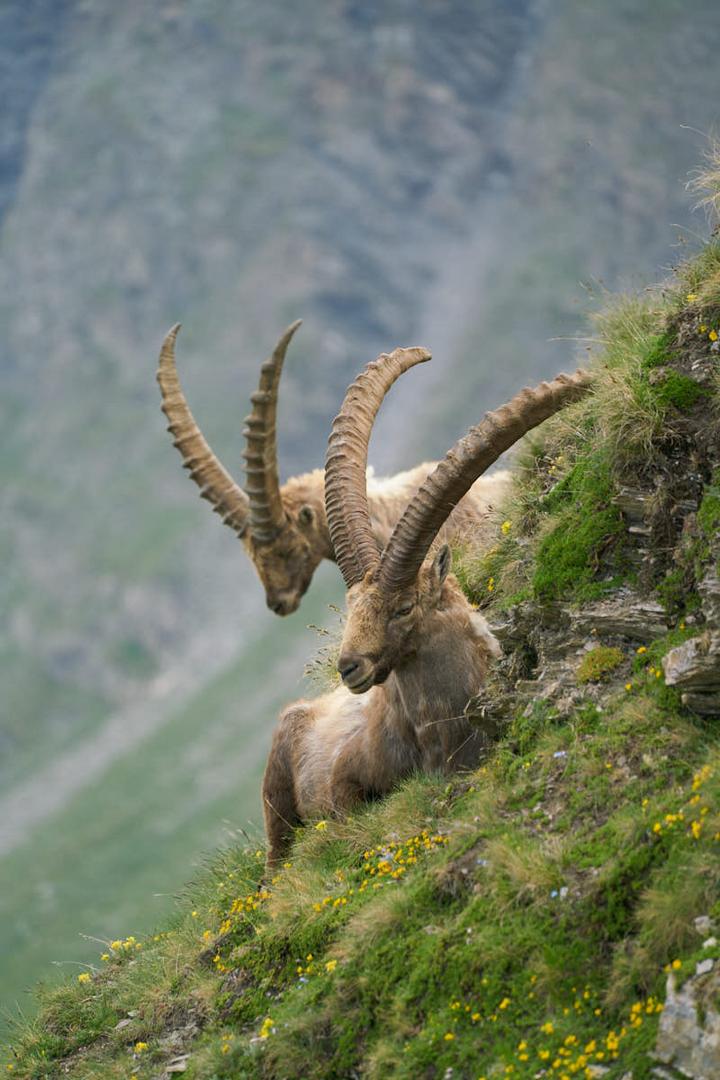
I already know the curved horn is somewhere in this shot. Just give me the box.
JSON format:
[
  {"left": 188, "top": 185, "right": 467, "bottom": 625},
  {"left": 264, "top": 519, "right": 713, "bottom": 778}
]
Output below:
[
  {"left": 157, "top": 325, "right": 250, "bottom": 536},
  {"left": 379, "top": 369, "right": 594, "bottom": 593},
  {"left": 242, "top": 321, "right": 302, "bottom": 545},
  {"left": 325, "top": 346, "right": 432, "bottom": 588}
]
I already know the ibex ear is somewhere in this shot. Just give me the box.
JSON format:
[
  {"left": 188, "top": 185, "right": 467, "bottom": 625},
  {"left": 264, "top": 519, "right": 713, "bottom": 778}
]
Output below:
[
  {"left": 430, "top": 544, "right": 452, "bottom": 588},
  {"left": 298, "top": 504, "right": 316, "bottom": 529}
]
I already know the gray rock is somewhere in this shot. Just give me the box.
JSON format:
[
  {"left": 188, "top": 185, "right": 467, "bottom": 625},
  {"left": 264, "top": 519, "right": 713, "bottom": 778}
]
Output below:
[
  {"left": 694, "top": 916, "right": 714, "bottom": 937},
  {"left": 699, "top": 566, "right": 720, "bottom": 627},
  {"left": 680, "top": 692, "right": 720, "bottom": 716},
  {"left": 696, "top": 959, "right": 715, "bottom": 976},
  {"left": 655, "top": 971, "right": 720, "bottom": 1079},
  {"left": 663, "top": 634, "right": 720, "bottom": 691},
  {"left": 570, "top": 594, "right": 668, "bottom": 641}
]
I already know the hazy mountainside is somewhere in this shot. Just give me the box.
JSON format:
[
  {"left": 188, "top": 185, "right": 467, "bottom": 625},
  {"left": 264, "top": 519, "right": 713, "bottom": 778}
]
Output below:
[
  {"left": 1, "top": 0, "right": 720, "bottom": 1034},
  {"left": 0, "top": 0, "right": 539, "bottom": 787},
  {"left": 378, "top": 0, "right": 720, "bottom": 462}
]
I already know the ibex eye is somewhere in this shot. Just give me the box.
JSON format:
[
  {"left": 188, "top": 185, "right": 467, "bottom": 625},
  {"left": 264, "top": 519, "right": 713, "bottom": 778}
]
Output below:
[{"left": 392, "top": 604, "right": 414, "bottom": 620}]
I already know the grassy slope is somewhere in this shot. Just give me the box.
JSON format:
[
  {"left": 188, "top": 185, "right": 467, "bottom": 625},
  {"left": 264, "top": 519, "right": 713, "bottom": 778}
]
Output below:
[
  {"left": 4, "top": 0, "right": 720, "bottom": 1037},
  {"left": 0, "top": 578, "right": 339, "bottom": 1036},
  {"left": 5, "top": 693, "right": 719, "bottom": 1079},
  {"left": 5, "top": 238, "right": 720, "bottom": 1078}
]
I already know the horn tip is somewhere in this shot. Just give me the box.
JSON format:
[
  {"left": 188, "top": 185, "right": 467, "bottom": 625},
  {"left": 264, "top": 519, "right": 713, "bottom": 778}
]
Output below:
[{"left": 158, "top": 324, "right": 182, "bottom": 376}]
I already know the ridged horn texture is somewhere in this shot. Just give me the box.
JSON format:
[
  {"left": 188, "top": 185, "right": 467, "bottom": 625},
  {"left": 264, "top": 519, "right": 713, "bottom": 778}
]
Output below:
[
  {"left": 157, "top": 325, "right": 250, "bottom": 536},
  {"left": 242, "top": 321, "right": 302, "bottom": 545},
  {"left": 378, "top": 369, "right": 594, "bottom": 594},
  {"left": 325, "top": 346, "right": 432, "bottom": 588}
]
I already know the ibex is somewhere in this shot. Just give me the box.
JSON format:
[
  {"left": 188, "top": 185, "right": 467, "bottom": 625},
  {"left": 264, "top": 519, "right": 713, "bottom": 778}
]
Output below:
[
  {"left": 157, "top": 323, "right": 509, "bottom": 615},
  {"left": 261, "top": 353, "right": 592, "bottom": 865}
]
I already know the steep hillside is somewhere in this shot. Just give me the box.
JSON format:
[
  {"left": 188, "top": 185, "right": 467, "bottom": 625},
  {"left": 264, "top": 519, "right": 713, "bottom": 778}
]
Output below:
[
  {"left": 3, "top": 0, "right": 720, "bottom": 1038},
  {"left": 5, "top": 232, "right": 720, "bottom": 1079}
]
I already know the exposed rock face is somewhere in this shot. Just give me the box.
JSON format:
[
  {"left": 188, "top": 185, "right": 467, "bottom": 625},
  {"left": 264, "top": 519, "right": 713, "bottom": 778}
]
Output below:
[
  {"left": 655, "top": 970, "right": 720, "bottom": 1080},
  {"left": 663, "top": 633, "right": 720, "bottom": 716}
]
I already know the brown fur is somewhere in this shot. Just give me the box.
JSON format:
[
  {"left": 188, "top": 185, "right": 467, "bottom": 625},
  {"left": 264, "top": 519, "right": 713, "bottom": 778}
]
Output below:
[
  {"left": 246, "top": 465, "right": 509, "bottom": 615},
  {"left": 262, "top": 553, "right": 501, "bottom": 866}
]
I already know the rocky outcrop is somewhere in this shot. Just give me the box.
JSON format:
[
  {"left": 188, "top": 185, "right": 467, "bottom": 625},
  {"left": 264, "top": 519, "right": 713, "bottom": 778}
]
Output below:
[
  {"left": 663, "top": 633, "right": 720, "bottom": 715},
  {"left": 654, "top": 965, "right": 720, "bottom": 1079}
]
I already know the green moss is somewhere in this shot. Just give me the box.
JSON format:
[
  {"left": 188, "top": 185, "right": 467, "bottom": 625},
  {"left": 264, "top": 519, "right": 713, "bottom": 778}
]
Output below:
[
  {"left": 650, "top": 370, "right": 708, "bottom": 411},
  {"left": 532, "top": 452, "right": 626, "bottom": 603},
  {"left": 640, "top": 330, "right": 676, "bottom": 370},
  {"left": 656, "top": 567, "right": 687, "bottom": 615},
  {"left": 698, "top": 469, "right": 720, "bottom": 539},
  {"left": 576, "top": 646, "right": 625, "bottom": 684}
]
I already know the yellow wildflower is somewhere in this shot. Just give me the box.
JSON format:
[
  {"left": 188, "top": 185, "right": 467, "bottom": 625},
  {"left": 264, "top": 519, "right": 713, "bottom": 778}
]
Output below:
[
  {"left": 710, "top": 330, "right": 718, "bottom": 342},
  {"left": 259, "top": 1017, "right": 274, "bottom": 1039},
  {"left": 325, "top": 959, "right": 337, "bottom": 973},
  {"left": 501, "top": 520, "right": 512, "bottom": 534},
  {"left": 686, "top": 293, "right": 698, "bottom": 302},
  {"left": 134, "top": 1042, "right": 148, "bottom": 1054},
  {"left": 443, "top": 1032, "right": 455, "bottom": 1041},
  {"left": 315, "top": 820, "right": 328, "bottom": 831},
  {"left": 77, "top": 972, "right": 91, "bottom": 984}
]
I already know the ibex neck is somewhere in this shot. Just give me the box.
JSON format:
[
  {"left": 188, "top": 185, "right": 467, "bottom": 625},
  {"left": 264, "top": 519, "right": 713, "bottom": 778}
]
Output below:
[
  {"left": 382, "top": 602, "right": 494, "bottom": 773},
  {"left": 388, "top": 608, "right": 486, "bottom": 721}
]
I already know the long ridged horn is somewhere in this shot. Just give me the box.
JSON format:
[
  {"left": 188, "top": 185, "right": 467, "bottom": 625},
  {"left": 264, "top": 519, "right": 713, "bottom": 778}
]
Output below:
[
  {"left": 242, "top": 321, "right": 302, "bottom": 545},
  {"left": 325, "top": 346, "right": 432, "bottom": 588},
  {"left": 157, "top": 325, "right": 250, "bottom": 536},
  {"left": 378, "top": 369, "right": 594, "bottom": 593}
]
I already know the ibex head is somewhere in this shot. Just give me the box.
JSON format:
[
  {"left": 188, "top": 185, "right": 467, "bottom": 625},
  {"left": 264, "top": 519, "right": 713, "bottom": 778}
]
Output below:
[
  {"left": 157, "top": 321, "right": 326, "bottom": 615},
  {"left": 326, "top": 357, "right": 594, "bottom": 693}
]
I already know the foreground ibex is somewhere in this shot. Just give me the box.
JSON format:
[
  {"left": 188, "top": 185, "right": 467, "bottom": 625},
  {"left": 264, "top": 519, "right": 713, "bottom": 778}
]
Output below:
[
  {"left": 262, "top": 353, "right": 592, "bottom": 865},
  {"left": 157, "top": 323, "right": 509, "bottom": 615}
]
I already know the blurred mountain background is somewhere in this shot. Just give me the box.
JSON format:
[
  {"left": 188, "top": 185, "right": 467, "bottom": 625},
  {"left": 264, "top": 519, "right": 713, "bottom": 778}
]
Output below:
[{"left": 1, "top": 0, "right": 719, "bottom": 1032}]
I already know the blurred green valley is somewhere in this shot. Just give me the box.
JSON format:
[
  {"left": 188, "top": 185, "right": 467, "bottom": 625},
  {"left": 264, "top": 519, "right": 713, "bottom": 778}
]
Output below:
[{"left": 1, "top": 0, "right": 719, "bottom": 1034}]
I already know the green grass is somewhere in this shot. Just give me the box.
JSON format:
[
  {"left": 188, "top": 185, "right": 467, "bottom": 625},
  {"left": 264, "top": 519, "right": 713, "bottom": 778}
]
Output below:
[
  {"left": 0, "top": 580, "right": 339, "bottom": 1043},
  {"left": 576, "top": 646, "right": 624, "bottom": 684},
  {"left": 5, "top": 682, "right": 719, "bottom": 1079}
]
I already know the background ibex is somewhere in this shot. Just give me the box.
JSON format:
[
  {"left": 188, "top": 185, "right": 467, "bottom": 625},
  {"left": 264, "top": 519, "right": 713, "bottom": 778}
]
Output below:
[
  {"left": 262, "top": 355, "right": 592, "bottom": 865},
  {"left": 157, "top": 323, "right": 509, "bottom": 615}
]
